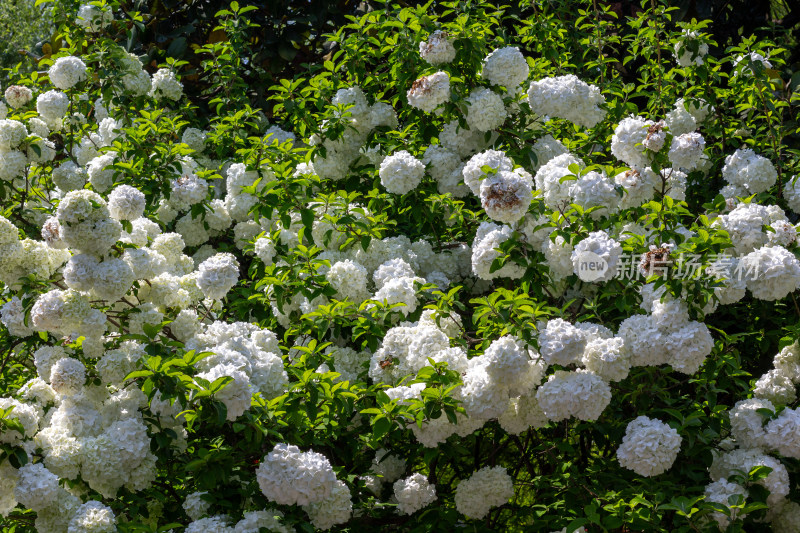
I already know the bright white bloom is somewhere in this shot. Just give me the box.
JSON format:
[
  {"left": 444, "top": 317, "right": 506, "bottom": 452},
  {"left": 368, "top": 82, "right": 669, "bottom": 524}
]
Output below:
[
  {"left": 611, "top": 116, "right": 654, "bottom": 168},
  {"left": 531, "top": 135, "right": 568, "bottom": 171},
  {"left": 710, "top": 448, "right": 789, "bottom": 507},
  {"left": 536, "top": 370, "right": 612, "bottom": 421},
  {"left": 407, "top": 71, "right": 450, "bottom": 113},
  {"left": 303, "top": 479, "right": 352, "bottom": 530},
  {"left": 326, "top": 260, "right": 370, "bottom": 302},
  {"left": 733, "top": 52, "right": 773, "bottom": 76},
  {"left": 0, "top": 119, "right": 27, "bottom": 150},
  {"left": 463, "top": 149, "right": 513, "bottom": 196},
  {"left": 538, "top": 318, "right": 586, "bottom": 366},
  {"left": 14, "top": 462, "right": 60, "bottom": 512},
  {"left": 256, "top": 443, "right": 339, "bottom": 506},
  {"left": 56, "top": 190, "right": 122, "bottom": 256},
  {"left": 774, "top": 342, "right": 800, "bottom": 383},
  {"left": 454, "top": 466, "right": 514, "bottom": 519},
  {"left": 394, "top": 473, "right": 437, "bottom": 515},
  {"left": 372, "top": 449, "right": 406, "bottom": 483},
  {"left": 527, "top": 75, "right": 606, "bottom": 128},
  {"left": 482, "top": 47, "right": 529, "bottom": 89},
  {"left": 49, "top": 357, "right": 86, "bottom": 396},
  {"left": 534, "top": 153, "right": 584, "bottom": 209},
  {"left": 571, "top": 231, "right": 623, "bottom": 283},
  {"left": 77, "top": 4, "right": 113, "bottom": 30},
  {"left": 196, "top": 253, "right": 240, "bottom": 300},
  {"left": 582, "top": 337, "right": 630, "bottom": 382},
  {"left": 379, "top": 150, "right": 425, "bottom": 194},
  {"left": 569, "top": 171, "right": 619, "bottom": 219},
  {"left": 471, "top": 221, "right": 525, "bottom": 280},
  {"left": 107, "top": 185, "right": 146, "bottom": 221},
  {"left": 616, "top": 416, "right": 682, "bottom": 477},
  {"left": 36, "top": 90, "right": 70, "bottom": 122},
  {"left": 729, "top": 398, "right": 773, "bottom": 448},
  {"left": 739, "top": 245, "right": 800, "bottom": 301},
  {"left": 722, "top": 148, "right": 778, "bottom": 194},
  {"left": 668, "top": 132, "right": 705, "bottom": 170},
  {"left": 150, "top": 69, "right": 183, "bottom": 101},
  {"left": 480, "top": 169, "right": 533, "bottom": 223},
  {"left": 464, "top": 87, "right": 506, "bottom": 132},
  {"left": 704, "top": 478, "right": 748, "bottom": 529},
  {"left": 67, "top": 500, "right": 116, "bottom": 533},
  {"left": 373, "top": 275, "right": 423, "bottom": 316},
  {"left": 4, "top": 85, "right": 33, "bottom": 109},
  {"left": 49, "top": 56, "right": 88, "bottom": 90},
  {"left": 419, "top": 30, "right": 456, "bottom": 65},
  {"left": 753, "top": 369, "right": 797, "bottom": 405},
  {"left": 674, "top": 30, "right": 708, "bottom": 67},
  {"left": 764, "top": 408, "right": 800, "bottom": 459}
]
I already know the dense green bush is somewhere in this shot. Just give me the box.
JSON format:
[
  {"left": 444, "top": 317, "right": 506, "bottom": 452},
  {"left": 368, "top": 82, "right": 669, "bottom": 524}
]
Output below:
[{"left": 1, "top": 1, "right": 800, "bottom": 532}]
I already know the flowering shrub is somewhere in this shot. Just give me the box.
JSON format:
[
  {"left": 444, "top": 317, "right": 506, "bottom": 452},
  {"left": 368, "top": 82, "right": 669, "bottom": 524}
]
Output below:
[{"left": 1, "top": 1, "right": 800, "bottom": 532}]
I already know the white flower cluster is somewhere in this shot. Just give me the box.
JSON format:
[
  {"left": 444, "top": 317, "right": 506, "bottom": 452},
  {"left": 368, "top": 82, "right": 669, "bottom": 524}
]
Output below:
[
  {"left": 536, "top": 370, "right": 611, "bottom": 421},
  {"left": 673, "top": 30, "right": 709, "bottom": 67},
  {"left": 722, "top": 148, "right": 778, "bottom": 195},
  {"left": 482, "top": 46, "right": 529, "bottom": 89},
  {"left": 407, "top": 71, "right": 450, "bottom": 113},
  {"left": 49, "top": 56, "right": 88, "bottom": 90},
  {"left": 393, "top": 473, "right": 437, "bottom": 515},
  {"left": 527, "top": 75, "right": 606, "bottom": 128},
  {"left": 616, "top": 416, "right": 682, "bottom": 477},
  {"left": 454, "top": 466, "right": 514, "bottom": 519},
  {"left": 379, "top": 150, "right": 425, "bottom": 194},
  {"left": 419, "top": 30, "right": 456, "bottom": 65},
  {"left": 150, "top": 69, "right": 183, "bottom": 101},
  {"left": 256, "top": 444, "right": 345, "bottom": 526}
]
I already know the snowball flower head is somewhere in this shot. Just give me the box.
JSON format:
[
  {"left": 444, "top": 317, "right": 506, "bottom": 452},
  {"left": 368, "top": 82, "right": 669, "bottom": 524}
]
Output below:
[
  {"left": 150, "top": 69, "right": 183, "bottom": 101},
  {"left": 256, "top": 443, "right": 339, "bottom": 506},
  {"left": 739, "top": 245, "right": 800, "bottom": 301},
  {"left": 535, "top": 370, "right": 611, "bottom": 421},
  {"left": 668, "top": 132, "right": 705, "bottom": 170},
  {"left": 407, "top": 71, "right": 450, "bottom": 113},
  {"left": 454, "top": 466, "right": 514, "bottom": 519},
  {"left": 107, "top": 185, "right": 146, "bottom": 221},
  {"left": 49, "top": 56, "right": 88, "bottom": 90},
  {"left": 480, "top": 169, "right": 533, "bottom": 223},
  {"left": 464, "top": 87, "right": 506, "bottom": 132},
  {"left": 67, "top": 500, "right": 116, "bottom": 533},
  {"left": 49, "top": 357, "right": 86, "bottom": 396},
  {"left": 379, "top": 150, "right": 425, "bottom": 194},
  {"left": 394, "top": 473, "right": 437, "bottom": 515},
  {"left": 722, "top": 148, "right": 778, "bottom": 194},
  {"left": 482, "top": 47, "right": 529, "bottom": 89},
  {"left": 527, "top": 75, "right": 606, "bottom": 128},
  {"left": 4, "top": 85, "right": 33, "bottom": 109},
  {"left": 616, "top": 416, "right": 682, "bottom": 477},
  {"left": 196, "top": 253, "right": 240, "bottom": 300},
  {"left": 419, "top": 30, "right": 456, "bottom": 65}
]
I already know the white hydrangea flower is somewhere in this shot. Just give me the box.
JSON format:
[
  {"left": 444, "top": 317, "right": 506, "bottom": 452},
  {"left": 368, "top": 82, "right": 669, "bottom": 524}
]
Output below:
[
  {"left": 772, "top": 501, "right": 800, "bottom": 533},
  {"left": 527, "top": 75, "right": 606, "bottom": 128},
  {"left": 535, "top": 370, "right": 612, "bottom": 421},
  {"left": 665, "top": 102, "right": 697, "bottom": 136},
  {"left": 49, "top": 357, "right": 86, "bottom": 396},
  {"left": 0, "top": 119, "right": 28, "bottom": 150},
  {"left": 722, "top": 148, "right": 778, "bottom": 194},
  {"left": 196, "top": 253, "right": 240, "bottom": 300},
  {"left": 372, "top": 449, "right": 406, "bottom": 483},
  {"left": 674, "top": 30, "right": 708, "bottom": 67},
  {"left": 571, "top": 231, "right": 622, "bottom": 283},
  {"left": 764, "top": 408, "right": 800, "bottom": 459},
  {"left": 482, "top": 47, "right": 529, "bottom": 89},
  {"left": 454, "top": 466, "right": 514, "bottom": 519},
  {"left": 582, "top": 337, "right": 630, "bottom": 382},
  {"left": 256, "top": 443, "right": 339, "bottom": 506},
  {"left": 462, "top": 149, "right": 513, "bottom": 196},
  {"left": 14, "top": 462, "right": 60, "bottom": 512},
  {"left": 710, "top": 448, "right": 789, "bottom": 507},
  {"left": 406, "top": 71, "right": 450, "bottom": 113},
  {"left": 107, "top": 185, "right": 146, "bottom": 221},
  {"left": 774, "top": 341, "right": 800, "bottom": 383},
  {"left": 739, "top": 245, "right": 800, "bottom": 301},
  {"left": 394, "top": 473, "right": 437, "bottom": 515},
  {"left": 616, "top": 416, "right": 682, "bottom": 477},
  {"left": 464, "top": 87, "right": 506, "bottom": 132},
  {"left": 704, "top": 478, "right": 748, "bottom": 529},
  {"left": 4, "top": 85, "right": 33, "bottom": 109},
  {"left": 611, "top": 115, "right": 654, "bottom": 168},
  {"left": 183, "top": 491, "right": 211, "bottom": 521},
  {"left": 379, "top": 150, "right": 425, "bottom": 194},
  {"left": 37, "top": 90, "right": 70, "bottom": 122},
  {"left": 67, "top": 500, "right": 116, "bottom": 533},
  {"left": 49, "top": 56, "right": 88, "bottom": 90},
  {"left": 753, "top": 369, "right": 797, "bottom": 405},
  {"left": 729, "top": 397, "right": 773, "bottom": 448},
  {"left": 303, "top": 479, "right": 352, "bottom": 530},
  {"left": 569, "top": 170, "right": 619, "bottom": 219},
  {"left": 534, "top": 153, "right": 584, "bottom": 209},
  {"left": 419, "top": 30, "right": 456, "bottom": 65},
  {"left": 668, "top": 132, "right": 705, "bottom": 170},
  {"left": 150, "top": 69, "right": 183, "bottom": 101},
  {"left": 480, "top": 169, "right": 533, "bottom": 223},
  {"left": 326, "top": 259, "right": 370, "bottom": 302},
  {"left": 471, "top": 221, "right": 525, "bottom": 280}
]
